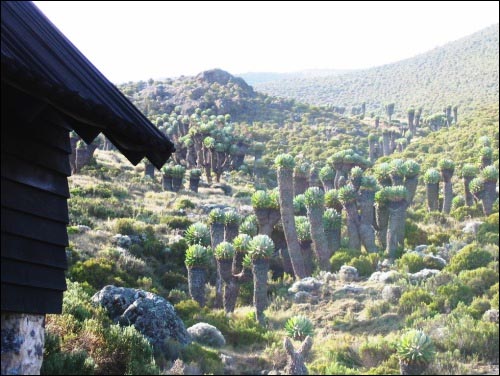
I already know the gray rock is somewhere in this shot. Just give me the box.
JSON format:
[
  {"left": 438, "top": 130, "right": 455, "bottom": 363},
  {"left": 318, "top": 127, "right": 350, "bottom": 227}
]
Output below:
[
  {"left": 76, "top": 224, "right": 91, "bottom": 233},
  {"left": 187, "top": 323, "right": 225, "bottom": 347},
  {"left": 483, "top": 309, "right": 499, "bottom": 323},
  {"left": 92, "top": 286, "right": 190, "bottom": 353},
  {"left": 414, "top": 244, "right": 428, "bottom": 253},
  {"left": 339, "top": 265, "right": 358, "bottom": 282},
  {"left": 112, "top": 234, "right": 132, "bottom": 248},
  {"left": 462, "top": 221, "right": 484, "bottom": 234},
  {"left": 369, "top": 270, "right": 401, "bottom": 283},
  {"left": 382, "top": 285, "right": 402, "bottom": 303},
  {"left": 294, "top": 291, "right": 318, "bottom": 304},
  {"left": 339, "top": 284, "right": 365, "bottom": 294},
  {"left": 288, "top": 277, "right": 323, "bottom": 293},
  {"left": 317, "top": 271, "right": 336, "bottom": 283},
  {"left": 408, "top": 269, "right": 440, "bottom": 282}
]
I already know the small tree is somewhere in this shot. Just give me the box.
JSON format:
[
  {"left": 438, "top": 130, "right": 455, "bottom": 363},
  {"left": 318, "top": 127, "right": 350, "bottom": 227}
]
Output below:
[
  {"left": 438, "top": 159, "right": 455, "bottom": 214},
  {"left": 424, "top": 168, "right": 440, "bottom": 212},
  {"left": 304, "top": 187, "right": 330, "bottom": 270},
  {"left": 185, "top": 245, "right": 212, "bottom": 307},
  {"left": 397, "top": 330, "right": 435, "bottom": 375},
  {"left": 248, "top": 235, "right": 275, "bottom": 325}
]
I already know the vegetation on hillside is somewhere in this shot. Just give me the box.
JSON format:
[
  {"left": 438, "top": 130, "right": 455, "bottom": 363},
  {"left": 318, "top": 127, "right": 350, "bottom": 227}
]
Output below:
[{"left": 254, "top": 24, "right": 499, "bottom": 118}]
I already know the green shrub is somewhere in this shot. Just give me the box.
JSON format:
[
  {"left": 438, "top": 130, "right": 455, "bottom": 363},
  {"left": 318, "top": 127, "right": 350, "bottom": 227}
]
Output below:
[
  {"left": 398, "top": 288, "right": 433, "bottom": 314},
  {"left": 404, "top": 220, "right": 428, "bottom": 248},
  {"left": 439, "top": 310, "right": 499, "bottom": 362},
  {"left": 446, "top": 244, "right": 493, "bottom": 273},
  {"left": 160, "top": 215, "right": 193, "bottom": 230},
  {"left": 477, "top": 213, "right": 499, "bottom": 245},
  {"left": 41, "top": 334, "right": 94, "bottom": 375},
  {"left": 69, "top": 258, "right": 133, "bottom": 290},
  {"left": 175, "top": 198, "right": 196, "bottom": 210},
  {"left": 174, "top": 299, "right": 201, "bottom": 325},
  {"left": 226, "top": 312, "right": 269, "bottom": 347},
  {"left": 467, "top": 297, "right": 492, "bottom": 319},
  {"left": 458, "top": 267, "right": 498, "bottom": 296},
  {"left": 365, "top": 301, "right": 392, "bottom": 319},
  {"left": 180, "top": 343, "right": 223, "bottom": 375},
  {"left": 358, "top": 336, "right": 393, "bottom": 368},
  {"left": 161, "top": 271, "right": 188, "bottom": 291},
  {"left": 330, "top": 248, "right": 362, "bottom": 272},
  {"left": 397, "top": 252, "right": 427, "bottom": 273},
  {"left": 349, "top": 253, "right": 379, "bottom": 277},
  {"left": 431, "top": 280, "right": 474, "bottom": 312}
]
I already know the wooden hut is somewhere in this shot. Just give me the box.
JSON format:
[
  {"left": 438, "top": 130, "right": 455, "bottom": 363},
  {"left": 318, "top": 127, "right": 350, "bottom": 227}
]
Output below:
[{"left": 1, "top": 2, "right": 174, "bottom": 373}]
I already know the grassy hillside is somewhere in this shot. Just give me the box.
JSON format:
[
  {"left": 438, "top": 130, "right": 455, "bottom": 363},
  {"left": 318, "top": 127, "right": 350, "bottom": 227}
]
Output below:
[
  {"left": 254, "top": 24, "right": 499, "bottom": 118},
  {"left": 43, "top": 101, "right": 499, "bottom": 374}
]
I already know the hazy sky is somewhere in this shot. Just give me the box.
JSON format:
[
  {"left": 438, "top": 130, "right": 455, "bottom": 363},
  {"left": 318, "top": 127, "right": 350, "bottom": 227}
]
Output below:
[{"left": 34, "top": 1, "right": 499, "bottom": 84}]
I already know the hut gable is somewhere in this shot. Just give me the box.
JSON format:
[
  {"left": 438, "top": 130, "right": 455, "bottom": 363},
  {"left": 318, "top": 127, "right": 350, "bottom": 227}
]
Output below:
[{"left": 1, "top": 1, "right": 175, "bottom": 314}]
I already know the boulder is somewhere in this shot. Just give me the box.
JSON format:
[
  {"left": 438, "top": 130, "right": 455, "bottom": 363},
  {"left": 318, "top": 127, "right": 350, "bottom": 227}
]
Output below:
[
  {"left": 382, "top": 285, "right": 402, "bottom": 303},
  {"left": 408, "top": 268, "right": 440, "bottom": 282},
  {"left": 288, "top": 277, "right": 323, "bottom": 294},
  {"left": 187, "top": 323, "right": 225, "bottom": 348},
  {"left": 339, "top": 265, "right": 358, "bottom": 282},
  {"left": 92, "top": 286, "right": 190, "bottom": 353}
]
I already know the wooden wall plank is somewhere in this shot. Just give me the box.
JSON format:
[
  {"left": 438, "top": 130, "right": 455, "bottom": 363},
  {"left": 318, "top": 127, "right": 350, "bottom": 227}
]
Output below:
[
  {"left": 1, "top": 178, "right": 69, "bottom": 223},
  {"left": 1, "top": 232, "right": 67, "bottom": 269},
  {"left": 1, "top": 153, "right": 70, "bottom": 197},
  {"left": 1, "top": 207, "right": 68, "bottom": 246},
  {"left": 1, "top": 283, "right": 63, "bottom": 314},
  {"left": 1, "top": 259, "right": 66, "bottom": 290}
]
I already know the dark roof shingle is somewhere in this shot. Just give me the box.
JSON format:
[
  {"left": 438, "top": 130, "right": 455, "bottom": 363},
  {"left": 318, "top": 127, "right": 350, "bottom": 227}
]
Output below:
[{"left": 1, "top": 1, "right": 175, "bottom": 168}]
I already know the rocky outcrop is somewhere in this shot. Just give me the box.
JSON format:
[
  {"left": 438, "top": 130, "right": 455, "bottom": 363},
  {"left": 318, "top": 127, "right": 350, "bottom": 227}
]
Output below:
[{"left": 92, "top": 286, "right": 190, "bottom": 353}]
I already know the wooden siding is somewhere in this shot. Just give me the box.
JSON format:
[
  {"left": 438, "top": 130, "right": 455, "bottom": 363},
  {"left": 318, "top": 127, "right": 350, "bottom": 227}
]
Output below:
[{"left": 1, "top": 87, "right": 69, "bottom": 314}]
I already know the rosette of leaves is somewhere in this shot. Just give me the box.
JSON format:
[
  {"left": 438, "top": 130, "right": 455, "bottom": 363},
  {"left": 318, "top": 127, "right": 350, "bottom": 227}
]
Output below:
[
  {"left": 324, "top": 189, "right": 342, "bottom": 210},
  {"left": 460, "top": 164, "right": 479, "bottom": 178},
  {"left": 233, "top": 234, "right": 252, "bottom": 253},
  {"left": 239, "top": 215, "right": 258, "bottom": 237},
  {"left": 368, "top": 133, "right": 379, "bottom": 142},
  {"left": 190, "top": 168, "right": 202, "bottom": 178},
  {"left": 161, "top": 165, "right": 174, "bottom": 177},
  {"left": 374, "top": 188, "right": 389, "bottom": 205},
  {"left": 438, "top": 158, "right": 455, "bottom": 173},
  {"left": 171, "top": 165, "right": 186, "bottom": 179},
  {"left": 423, "top": 168, "right": 440, "bottom": 184},
  {"left": 181, "top": 135, "right": 193, "bottom": 148},
  {"left": 469, "top": 177, "right": 485, "bottom": 195},
  {"left": 349, "top": 166, "right": 364, "bottom": 187},
  {"left": 293, "top": 161, "right": 310, "bottom": 177},
  {"left": 214, "top": 241, "right": 235, "bottom": 260},
  {"left": 275, "top": 153, "right": 296, "bottom": 170},
  {"left": 374, "top": 162, "right": 392, "bottom": 186},
  {"left": 185, "top": 244, "right": 212, "bottom": 268},
  {"left": 323, "top": 209, "right": 341, "bottom": 230},
  {"left": 396, "top": 330, "right": 435, "bottom": 375},
  {"left": 295, "top": 216, "right": 311, "bottom": 242},
  {"left": 284, "top": 315, "right": 314, "bottom": 341},
  {"left": 338, "top": 184, "right": 357, "bottom": 204},
  {"left": 208, "top": 208, "right": 225, "bottom": 225},
  {"left": 481, "top": 165, "right": 498, "bottom": 182},
  {"left": 203, "top": 136, "right": 215, "bottom": 149},
  {"left": 384, "top": 185, "right": 408, "bottom": 203},
  {"left": 360, "top": 176, "right": 379, "bottom": 192},
  {"left": 478, "top": 136, "right": 492, "bottom": 147},
  {"left": 396, "top": 137, "right": 407, "bottom": 146},
  {"left": 185, "top": 222, "right": 211, "bottom": 247},
  {"left": 293, "top": 194, "right": 307, "bottom": 215},
  {"left": 319, "top": 165, "right": 335, "bottom": 181},
  {"left": 480, "top": 146, "right": 493, "bottom": 159},
  {"left": 390, "top": 159, "right": 406, "bottom": 184},
  {"left": 304, "top": 187, "right": 324, "bottom": 207},
  {"left": 403, "top": 160, "right": 421, "bottom": 179},
  {"left": 268, "top": 189, "right": 281, "bottom": 209},
  {"left": 251, "top": 190, "right": 273, "bottom": 209},
  {"left": 248, "top": 235, "right": 275, "bottom": 260},
  {"left": 224, "top": 210, "right": 241, "bottom": 226}
]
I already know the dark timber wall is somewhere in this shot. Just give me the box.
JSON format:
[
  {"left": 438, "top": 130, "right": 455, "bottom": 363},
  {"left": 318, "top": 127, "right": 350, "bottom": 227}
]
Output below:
[{"left": 1, "top": 85, "right": 69, "bottom": 314}]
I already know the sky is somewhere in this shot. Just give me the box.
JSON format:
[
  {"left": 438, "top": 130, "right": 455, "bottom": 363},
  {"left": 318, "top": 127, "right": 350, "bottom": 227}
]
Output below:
[{"left": 34, "top": 1, "right": 499, "bottom": 84}]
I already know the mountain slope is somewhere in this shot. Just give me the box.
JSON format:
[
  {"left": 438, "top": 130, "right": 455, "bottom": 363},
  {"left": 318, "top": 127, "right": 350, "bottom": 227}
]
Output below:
[{"left": 254, "top": 24, "right": 499, "bottom": 117}]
